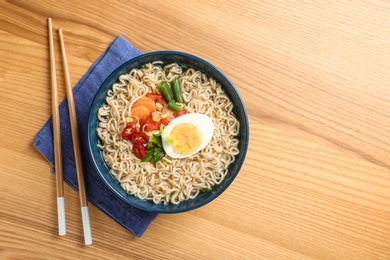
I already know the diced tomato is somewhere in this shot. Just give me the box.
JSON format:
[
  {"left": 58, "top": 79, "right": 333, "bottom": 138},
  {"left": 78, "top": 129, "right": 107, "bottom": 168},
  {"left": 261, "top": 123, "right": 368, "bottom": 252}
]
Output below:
[
  {"left": 140, "top": 116, "right": 154, "bottom": 128},
  {"left": 122, "top": 124, "right": 136, "bottom": 140},
  {"left": 160, "top": 117, "right": 169, "bottom": 126},
  {"left": 130, "top": 131, "right": 149, "bottom": 145},
  {"left": 140, "top": 116, "right": 147, "bottom": 127},
  {"left": 144, "top": 123, "right": 159, "bottom": 132},
  {"left": 173, "top": 109, "right": 187, "bottom": 118},
  {"left": 146, "top": 93, "right": 165, "bottom": 105},
  {"left": 132, "top": 143, "right": 146, "bottom": 160}
]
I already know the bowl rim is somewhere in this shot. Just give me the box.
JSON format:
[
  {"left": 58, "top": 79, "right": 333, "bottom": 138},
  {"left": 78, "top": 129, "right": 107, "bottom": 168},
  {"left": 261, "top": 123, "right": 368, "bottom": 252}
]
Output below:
[{"left": 87, "top": 50, "right": 249, "bottom": 213}]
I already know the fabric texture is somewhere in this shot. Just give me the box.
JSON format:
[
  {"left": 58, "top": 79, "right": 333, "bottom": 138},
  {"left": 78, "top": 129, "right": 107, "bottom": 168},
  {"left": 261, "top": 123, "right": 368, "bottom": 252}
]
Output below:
[{"left": 34, "top": 36, "right": 158, "bottom": 238}]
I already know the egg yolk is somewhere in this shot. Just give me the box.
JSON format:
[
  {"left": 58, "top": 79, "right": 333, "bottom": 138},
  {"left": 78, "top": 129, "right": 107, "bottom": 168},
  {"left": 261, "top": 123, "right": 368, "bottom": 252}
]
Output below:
[{"left": 170, "top": 123, "right": 202, "bottom": 155}]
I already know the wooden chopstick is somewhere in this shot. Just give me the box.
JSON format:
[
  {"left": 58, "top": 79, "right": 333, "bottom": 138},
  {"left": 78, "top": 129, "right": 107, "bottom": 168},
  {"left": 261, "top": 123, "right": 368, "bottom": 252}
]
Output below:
[
  {"left": 58, "top": 28, "right": 92, "bottom": 245},
  {"left": 48, "top": 17, "right": 66, "bottom": 237}
]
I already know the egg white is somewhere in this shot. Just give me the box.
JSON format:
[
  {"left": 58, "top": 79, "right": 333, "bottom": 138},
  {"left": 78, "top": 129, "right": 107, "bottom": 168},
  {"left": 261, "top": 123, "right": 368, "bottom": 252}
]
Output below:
[{"left": 161, "top": 113, "right": 214, "bottom": 158}]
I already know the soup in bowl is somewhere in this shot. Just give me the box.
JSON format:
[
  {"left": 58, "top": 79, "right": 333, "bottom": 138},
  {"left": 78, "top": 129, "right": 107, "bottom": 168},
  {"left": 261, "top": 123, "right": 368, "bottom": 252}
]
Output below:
[{"left": 88, "top": 51, "right": 249, "bottom": 213}]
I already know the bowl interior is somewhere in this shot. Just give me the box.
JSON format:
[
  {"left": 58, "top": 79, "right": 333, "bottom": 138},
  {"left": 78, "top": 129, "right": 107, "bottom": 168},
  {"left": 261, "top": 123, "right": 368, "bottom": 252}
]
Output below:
[{"left": 88, "top": 51, "right": 249, "bottom": 213}]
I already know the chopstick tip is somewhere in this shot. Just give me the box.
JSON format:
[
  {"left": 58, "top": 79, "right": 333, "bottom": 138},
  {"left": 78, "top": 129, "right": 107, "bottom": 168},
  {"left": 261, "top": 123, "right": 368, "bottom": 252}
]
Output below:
[
  {"left": 81, "top": 206, "right": 92, "bottom": 245},
  {"left": 57, "top": 197, "right": 66, "bottom": 236}
]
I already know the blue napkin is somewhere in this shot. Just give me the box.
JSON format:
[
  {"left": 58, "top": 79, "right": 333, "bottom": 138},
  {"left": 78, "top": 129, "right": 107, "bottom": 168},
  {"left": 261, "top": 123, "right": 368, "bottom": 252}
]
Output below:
[{"left": 34, "top": 36, "right": 158, "bottom": 238}]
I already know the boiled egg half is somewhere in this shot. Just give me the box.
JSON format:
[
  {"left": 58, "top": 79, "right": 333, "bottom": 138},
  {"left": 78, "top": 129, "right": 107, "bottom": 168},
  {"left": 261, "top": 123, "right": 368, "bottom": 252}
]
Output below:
[{"left": 161, "top": 113, "right": 214, "bottom": 158}]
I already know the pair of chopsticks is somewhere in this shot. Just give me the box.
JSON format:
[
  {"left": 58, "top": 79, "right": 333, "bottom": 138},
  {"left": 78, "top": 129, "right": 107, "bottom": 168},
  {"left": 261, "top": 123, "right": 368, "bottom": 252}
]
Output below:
[{"left": 48, "top": 18, "right": 92, "bottom": 245}]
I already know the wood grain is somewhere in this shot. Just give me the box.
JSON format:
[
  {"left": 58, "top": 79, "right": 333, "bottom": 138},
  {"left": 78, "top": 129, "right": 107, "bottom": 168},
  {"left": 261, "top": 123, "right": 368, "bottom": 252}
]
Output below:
[{"left": 1, "top": 1, "right": 390, "bottom": 259}]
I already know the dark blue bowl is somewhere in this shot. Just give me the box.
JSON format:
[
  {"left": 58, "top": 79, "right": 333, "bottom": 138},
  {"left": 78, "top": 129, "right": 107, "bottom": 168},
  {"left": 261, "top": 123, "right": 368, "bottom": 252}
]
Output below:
[{"left": 87, "top": 51, "right": 249, "bottom": 213}]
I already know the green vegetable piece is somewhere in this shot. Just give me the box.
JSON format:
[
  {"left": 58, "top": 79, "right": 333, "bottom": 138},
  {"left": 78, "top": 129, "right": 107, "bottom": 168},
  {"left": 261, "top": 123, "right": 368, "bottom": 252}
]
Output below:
[
  {"left": 168, "top": 102, "right": 183, "bottom": 112},
  {"left": 201, "top": 188, "right": 211, "bottom": 193},
  {"left": 151, "top": 147, "right": 165, "bottom": 163},
  {"left": 145, "top": 146, "right": 164, "bottom": 163},
  {"left": 181, "top": 64, "right": 188, "bottom": 69},
  {"left": 149, "top": 134, "right": 162, "bottom": 147},
  {"left": 142, "top": 135, "right": 166, "bottom": 163},
  {"left": 142, "top": 152, "right": 153, "bottom": 162},
  {"left": 171, "top": 77, "right": 184, "bottom": 103},
  {"left": 127, "top": 191, "right": 133, "bottom": 195},
  {"left": 158, "top": 81, "right": 174, "bottom": 103}
]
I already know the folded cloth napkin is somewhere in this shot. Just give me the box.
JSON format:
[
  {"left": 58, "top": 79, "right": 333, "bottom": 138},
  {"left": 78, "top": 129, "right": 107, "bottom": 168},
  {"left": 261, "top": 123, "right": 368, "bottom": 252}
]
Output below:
[{"left": 34, "top": 36, "right": 158, "bottom": 238}]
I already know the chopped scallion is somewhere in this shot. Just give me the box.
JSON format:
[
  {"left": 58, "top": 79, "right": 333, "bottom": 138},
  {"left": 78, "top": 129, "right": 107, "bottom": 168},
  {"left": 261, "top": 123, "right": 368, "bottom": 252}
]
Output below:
[
  {"left": 158, "top": 81, "right": 174, "bottom": 103},
  {"left": 171, "top": 77, "right": 184, "bottom": 103},
  {"left": 168, "top": 102, "right": 183, "bottom": 112}
]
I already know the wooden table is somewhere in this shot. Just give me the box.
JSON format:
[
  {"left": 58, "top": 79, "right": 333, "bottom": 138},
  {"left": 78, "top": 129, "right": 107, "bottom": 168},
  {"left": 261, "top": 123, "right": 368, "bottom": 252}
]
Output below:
[{"left": 1, "top": 1, "right": 390, "bottom": 259}]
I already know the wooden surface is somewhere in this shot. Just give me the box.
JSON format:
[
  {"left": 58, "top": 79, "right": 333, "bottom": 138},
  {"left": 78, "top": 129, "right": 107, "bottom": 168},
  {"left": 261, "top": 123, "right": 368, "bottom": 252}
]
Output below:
[{"left": 1, "top": 1, "right": 390, "bottom": 259}]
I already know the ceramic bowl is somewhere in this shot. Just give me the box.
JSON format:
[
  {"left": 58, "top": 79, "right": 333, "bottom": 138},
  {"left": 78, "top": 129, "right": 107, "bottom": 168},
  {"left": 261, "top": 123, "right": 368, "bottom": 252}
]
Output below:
[{"left": 87, "top": 51, "right": 249, "bottom": 213}]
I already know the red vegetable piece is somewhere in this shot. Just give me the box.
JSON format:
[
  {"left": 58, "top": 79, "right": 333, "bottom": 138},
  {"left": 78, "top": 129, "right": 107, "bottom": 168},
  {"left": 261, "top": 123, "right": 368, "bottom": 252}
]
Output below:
[
  {"left": 146, "top": 93, "right": 165, "bottom": 105},
  {"left": 130, "top": 131, "right": 149, "bottom": 145},
  {"left": 140, "top": 116, "right": 154, "bottom": 128},
  {"left": 144, "top": 123, "right": 160, "bottom": 132},
  {"left": 122, "top": 124, "right": 136, "bottom": 140},
  {"left": 132, "top": 143, "right": 146, "bottom": 160},
  {"left": 160, "top": 118, "right": 169, "bottom": 126},
  {"left": 173, "top": 109, "right": 187, "bottom": 118}
]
